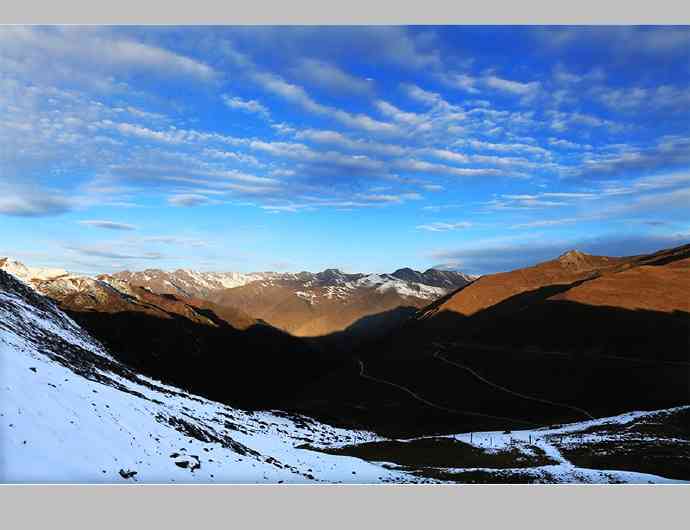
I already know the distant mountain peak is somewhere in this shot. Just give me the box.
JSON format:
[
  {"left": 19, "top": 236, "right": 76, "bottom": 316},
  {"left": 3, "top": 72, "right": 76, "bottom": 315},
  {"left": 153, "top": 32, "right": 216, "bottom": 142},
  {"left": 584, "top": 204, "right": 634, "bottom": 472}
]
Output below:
[
  {"left": 390, "top": 267, "right": 475, "bottom": 288},
  {"left": 312, "top": 268, "right": 364, "bottom": 285},
  {"left": 0, "top": 257, "right": 78, "bottom": 286},
  {"left": 558, "top": 249, "right": 586, "bottom": 259},
  {"left": 557, "top": 249, "right": 595, "bottom": 270},
  {"left": 317, "top": 268, "right": 346, "bottom": 278}
]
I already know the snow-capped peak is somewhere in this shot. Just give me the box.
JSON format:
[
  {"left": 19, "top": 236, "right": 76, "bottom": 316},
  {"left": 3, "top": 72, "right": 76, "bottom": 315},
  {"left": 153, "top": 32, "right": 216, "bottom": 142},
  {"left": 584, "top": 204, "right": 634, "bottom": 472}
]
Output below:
[{"left": 0, "top": 258, "right": 78, "bottom": 285}]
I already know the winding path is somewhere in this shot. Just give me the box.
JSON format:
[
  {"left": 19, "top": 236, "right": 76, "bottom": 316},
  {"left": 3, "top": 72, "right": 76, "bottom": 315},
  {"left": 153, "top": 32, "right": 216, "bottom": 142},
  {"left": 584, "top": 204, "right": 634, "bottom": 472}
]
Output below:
[
  {"left": 355, "top": 359, "right": 536, "bottom": 427},
  {"left": 432, "top": 347, "right": 595, "bottom": 420}
]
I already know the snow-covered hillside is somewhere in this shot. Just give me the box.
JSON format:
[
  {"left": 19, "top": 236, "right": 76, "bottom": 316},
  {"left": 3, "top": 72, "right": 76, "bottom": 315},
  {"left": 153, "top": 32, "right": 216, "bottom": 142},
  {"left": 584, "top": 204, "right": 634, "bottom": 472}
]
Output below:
[
  {"left": 428, "top": 409, "right": 690, "bottom": 484},
  {"left": 310, "top": 408, "right": 689, "bottom": 484},
  {"left": 0, "top": 269, "right": 416, "bottom": 484}
]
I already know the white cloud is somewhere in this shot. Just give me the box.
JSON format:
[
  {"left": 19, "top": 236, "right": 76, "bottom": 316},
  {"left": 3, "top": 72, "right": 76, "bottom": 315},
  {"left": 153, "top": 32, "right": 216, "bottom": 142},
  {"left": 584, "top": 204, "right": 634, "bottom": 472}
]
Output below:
[
  {"left": 546, "top": 110, "right": 620, "bottom": 133},
  {"left": 290, "top": 58, "right": 373, "bottom": 95},
  {"left": 357, "top": 192, "right": 423, "bottom": 204},
  {"left": 260, "top": 204, "right": 310, "bottom": 214},
  {"left": 593, "top": 85, "right": 690, "bottom": 113},
  {"left": 403, "top": 84, "right": 445, "bottom": 106},
  {"left": 441, "top": 72, "right": 541, "bottom": 101},
  {"left": 221, "top": 95, "right": 270, "bottom": 119},
  {"left": 416, "top": 221, "right": 472, "bottom": 232},
  {"left": 484, "top": 75, "right": 541, "bottom": 99},
  {"left": 539, "top": 27, "right": 690, "bottom": 60},
  {"left": 441, "top": 73, "right": 480, "bottom": 94},
  {"left": 510, "top": 218, "right": 580, "bottom": 229},
  {"left": 460, "top": 139, "right": 552, "bottom": 159},
  {"left": 201, "top": 148, "right": 262, "bottom": 167},
  {"left": 221, "top": 27, "right": 441, "bottom": 71},
  {"left": 0, "top": 27, "right": 217, "bottom": 87},
  {"left": 252, "top": 72, "right": 398, "bottom": 134},
  {"left": 143, "top": 236, "right": 209, "bottom": 247},
  {"left": 427, "top": 149, "right": 469, "bottom": 164},
  {"left": 0, "top": 193, "right": 73, "bottom": 217},
  {"left": 484, "top": 196, "right": 568, "bottom": 211},
  {"left": 396, "top": 159, "right": 503, "bottom": 178},
  {"left": 375, "top": 100, "right": 425, "bottom": 126},
  {"left": 293, "top": 128, "right": 406, "bottom": 157},
  {"left": 577, "top": 137, "right": 690, "bottom": 177},
  {"left": 66, "top": 244, "right": 165, "bottom": 261},
  {"left": 78, "top": 220, "right": 137, "bottom": 231},
  {"left": 167, "top": 194, "right": 214, "bottom": 207},
  {"left": 548, "top": 137, "right": 589, "bottom": 150}
]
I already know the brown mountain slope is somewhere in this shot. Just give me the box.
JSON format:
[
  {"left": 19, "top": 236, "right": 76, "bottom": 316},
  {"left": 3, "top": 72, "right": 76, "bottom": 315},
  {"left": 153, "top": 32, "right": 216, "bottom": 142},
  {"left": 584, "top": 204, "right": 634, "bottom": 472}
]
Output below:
[
  {"left": 409, "top": 243, "right": 690, "bottom": 356},
  {"left": 291, "top": 243, "right": 690, "bottom": 437},
  {"left": 551, "top": 257, "right": 690, "bottom": 313},
  {"left": 209, "top": 280, "right": 427, "bottom": 339},
  {"left": 418, "top": 249, "right": 625, "bottom": 321}
]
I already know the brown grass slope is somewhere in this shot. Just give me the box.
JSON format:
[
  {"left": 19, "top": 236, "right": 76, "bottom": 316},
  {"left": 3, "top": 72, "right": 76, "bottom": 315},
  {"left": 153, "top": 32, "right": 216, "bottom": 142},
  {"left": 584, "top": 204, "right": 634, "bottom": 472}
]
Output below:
[
  {"left": 209, "top": 281, "right": 430, "bottom": 338},
  {"left": 396, "top": 243, "right": 690, "bottom": 358}
]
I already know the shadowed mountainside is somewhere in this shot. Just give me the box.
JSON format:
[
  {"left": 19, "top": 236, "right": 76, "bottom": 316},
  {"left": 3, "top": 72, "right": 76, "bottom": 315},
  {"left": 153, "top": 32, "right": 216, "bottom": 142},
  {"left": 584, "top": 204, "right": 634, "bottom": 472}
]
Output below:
[
  {"left": 66, "top": 307, "right": 339, "bottom": 409},
  {"left": 8, "top": 272, "right": 339, "bottom": 410},
  {"left": 305, "top": 305, "right": 420, "bottom": 354},
  {"left": 289, "top": 244, "right": 690, "bottom": 437}
]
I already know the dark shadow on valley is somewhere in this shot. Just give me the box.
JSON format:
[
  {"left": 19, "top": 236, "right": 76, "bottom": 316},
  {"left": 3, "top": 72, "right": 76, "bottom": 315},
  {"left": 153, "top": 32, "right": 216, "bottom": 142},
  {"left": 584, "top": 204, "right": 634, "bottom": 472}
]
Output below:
[
  {"left": 304, "top": 305, "right": 419, "bottom": 354},
  {"left": 65, "top": 307, "right": 342, "bottom": 411},
  {"left": 287, "top": 285, "right": 690, "bottom": 438},
  {"left": 65, "top": 280, "right": 689, "bottom": 439}
]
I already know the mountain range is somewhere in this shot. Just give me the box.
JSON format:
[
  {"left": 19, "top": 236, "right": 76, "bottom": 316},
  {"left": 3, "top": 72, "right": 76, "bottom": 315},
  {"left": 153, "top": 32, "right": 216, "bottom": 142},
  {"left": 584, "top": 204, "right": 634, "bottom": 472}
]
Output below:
[{"left": 1, "top": 258, "right": 474, "bottom": 345}]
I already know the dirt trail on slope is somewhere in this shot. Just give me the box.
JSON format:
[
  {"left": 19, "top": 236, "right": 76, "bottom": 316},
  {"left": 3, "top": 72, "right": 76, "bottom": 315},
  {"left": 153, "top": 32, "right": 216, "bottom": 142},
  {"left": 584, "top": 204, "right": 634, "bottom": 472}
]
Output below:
[
  {"left": 356, "top": 359, "right": 536, "bottom": 427},
  {"left": 432, "top": 347, "right": 594, "bottom": 420}
]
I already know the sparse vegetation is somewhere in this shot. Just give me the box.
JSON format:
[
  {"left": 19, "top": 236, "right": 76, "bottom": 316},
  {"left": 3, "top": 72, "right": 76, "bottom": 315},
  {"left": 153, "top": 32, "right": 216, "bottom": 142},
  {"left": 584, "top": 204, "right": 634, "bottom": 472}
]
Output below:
[{"left": 299, "top": 437, "right": 557, "bottom": 470}]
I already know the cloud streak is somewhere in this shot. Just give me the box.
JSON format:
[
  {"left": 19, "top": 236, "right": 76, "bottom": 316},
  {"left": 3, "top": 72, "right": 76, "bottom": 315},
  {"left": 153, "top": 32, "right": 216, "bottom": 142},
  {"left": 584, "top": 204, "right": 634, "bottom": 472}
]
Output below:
[
  {"left": 417, "top": 222, "right": 472, "bottom": 232},
  {"left": 167, "top": 194, "right": 215, "bottom": 207},
  {"left": 78, "top": 220, "right": 137, "bottom": 231},
  {"left": 0, "top": 192, "right": 74, "bottom": 217}
]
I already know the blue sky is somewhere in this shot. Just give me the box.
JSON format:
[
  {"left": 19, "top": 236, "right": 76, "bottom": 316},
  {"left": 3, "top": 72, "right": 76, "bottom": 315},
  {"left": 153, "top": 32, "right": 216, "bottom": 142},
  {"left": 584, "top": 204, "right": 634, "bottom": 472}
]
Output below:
[{"left": 1, "top": 26, "right": 689, "bottom": 275}]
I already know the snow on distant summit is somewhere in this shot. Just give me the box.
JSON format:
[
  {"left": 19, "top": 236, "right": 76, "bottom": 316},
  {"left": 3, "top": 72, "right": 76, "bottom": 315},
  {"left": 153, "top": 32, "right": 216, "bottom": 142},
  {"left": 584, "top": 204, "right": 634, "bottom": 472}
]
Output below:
[
  {"left": 107, "top": 268, "right": 269, "bottom": 298},
  {"left": 0, "top": 258, "right": 474, "bottom": 340},
  {"left": 0, "top": 258, "right": 78, "bottom": 285},
  {"left": 109, "top": 266, "right": 473, "bottom": 302},
  {"left": 0, "top": 257, "right": 474, "bottom": 304}
]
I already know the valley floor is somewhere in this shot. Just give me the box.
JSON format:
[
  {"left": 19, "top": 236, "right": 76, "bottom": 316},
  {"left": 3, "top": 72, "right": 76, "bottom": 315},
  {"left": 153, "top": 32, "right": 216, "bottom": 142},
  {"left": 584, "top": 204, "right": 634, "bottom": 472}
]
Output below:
[{"left": 301, "top": 407, "right": 690, "bottom": 484}]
